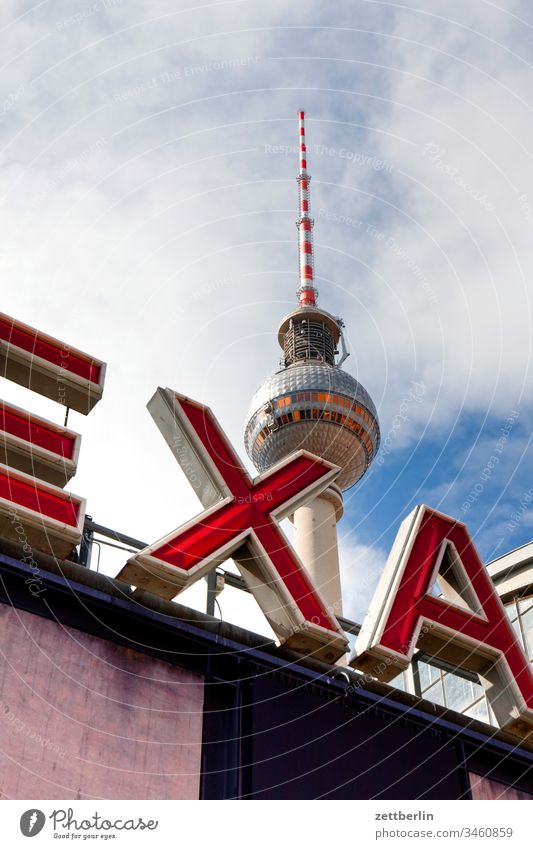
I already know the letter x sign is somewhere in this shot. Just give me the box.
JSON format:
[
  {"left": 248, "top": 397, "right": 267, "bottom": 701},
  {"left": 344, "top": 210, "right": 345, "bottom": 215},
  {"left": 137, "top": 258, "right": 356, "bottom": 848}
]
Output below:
[{"left": 117, "top": 388, "right": 348, "bottom": 663}]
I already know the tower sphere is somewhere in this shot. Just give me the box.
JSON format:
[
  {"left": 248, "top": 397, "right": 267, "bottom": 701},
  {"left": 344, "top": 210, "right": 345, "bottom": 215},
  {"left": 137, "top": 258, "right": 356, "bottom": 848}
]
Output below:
[
  {"left": 245, "top": 311, "right": 380, "bottom": 491},
  {"left": 244, "top": 113, "right": 380, "bottom": 492}
]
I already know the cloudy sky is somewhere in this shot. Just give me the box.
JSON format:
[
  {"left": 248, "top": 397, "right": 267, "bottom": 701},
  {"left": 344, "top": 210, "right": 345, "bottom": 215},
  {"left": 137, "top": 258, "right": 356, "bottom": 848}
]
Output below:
[{"left": 1, "top": 0, "right": 532, "bottom": 632}]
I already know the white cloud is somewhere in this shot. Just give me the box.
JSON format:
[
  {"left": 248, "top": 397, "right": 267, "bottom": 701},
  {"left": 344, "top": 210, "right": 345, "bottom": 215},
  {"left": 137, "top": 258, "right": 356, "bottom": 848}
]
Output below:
[{"left": 339, "top": 533, "right": 386, "bottom": 624}]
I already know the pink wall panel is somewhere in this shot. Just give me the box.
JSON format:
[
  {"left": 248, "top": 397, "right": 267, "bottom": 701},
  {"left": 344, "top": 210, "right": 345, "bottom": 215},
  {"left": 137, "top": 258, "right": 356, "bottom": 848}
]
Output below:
[
  {"left": 0, "top": 605, "right": 204, "bottom": 799},
  {"left": 469, "top": 772, "right": 531, "bottom": 800}
]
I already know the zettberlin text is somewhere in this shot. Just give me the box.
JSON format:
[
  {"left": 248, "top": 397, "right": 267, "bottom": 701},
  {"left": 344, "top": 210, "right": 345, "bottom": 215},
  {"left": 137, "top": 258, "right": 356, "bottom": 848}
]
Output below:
[{"left": 375, "top": 811, "right": 434, "bottom": 820}]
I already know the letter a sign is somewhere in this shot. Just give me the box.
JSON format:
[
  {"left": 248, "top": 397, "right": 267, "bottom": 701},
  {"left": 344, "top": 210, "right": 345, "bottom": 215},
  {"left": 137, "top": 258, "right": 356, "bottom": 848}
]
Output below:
[
  {"left": 350, "top": 505, "right": 533, "bottom": 736},
  {"left": 118, "top": 388, "right": 348, "bottom": 664}
]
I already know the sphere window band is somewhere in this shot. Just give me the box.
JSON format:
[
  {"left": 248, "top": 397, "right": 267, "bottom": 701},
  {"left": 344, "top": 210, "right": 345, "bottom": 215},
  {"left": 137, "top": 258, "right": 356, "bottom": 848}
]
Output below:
[
  {"left": 250, "top": 391, "right": 378, "bottom": 465},
  {"left": 274, "top": 392, "right": 376, "bottom": 428},
  {"left": 254, "top": 417, "right": 374, "bottom": 461},
  {"left": 269, "top": 392, "right": 378, "bottom": 441}
]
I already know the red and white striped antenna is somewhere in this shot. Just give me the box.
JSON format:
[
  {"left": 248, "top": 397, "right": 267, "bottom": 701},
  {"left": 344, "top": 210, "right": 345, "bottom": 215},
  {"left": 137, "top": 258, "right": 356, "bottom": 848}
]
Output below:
[{"left": 296, "top": 110, "right": 318, "bottom": 307}]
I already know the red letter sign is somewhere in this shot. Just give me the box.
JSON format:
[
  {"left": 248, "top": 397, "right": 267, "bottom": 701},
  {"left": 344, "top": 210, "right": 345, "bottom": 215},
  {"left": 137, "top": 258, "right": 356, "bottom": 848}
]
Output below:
[
  {"left": 350, "top": 505, "right": 533, "bottom": 737},
  {"left": 0, "top": 312, "right": 105, "bottom": 560},
  {"left": 0, "top": 312, "right": 105, "bottom": 415},
  {"left": 118, "top": 388, "right": 348, "bottom": 663}
]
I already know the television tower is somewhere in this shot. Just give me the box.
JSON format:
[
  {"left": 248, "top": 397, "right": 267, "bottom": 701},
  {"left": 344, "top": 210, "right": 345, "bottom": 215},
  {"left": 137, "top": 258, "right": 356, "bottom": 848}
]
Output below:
[{"left": 244, "top": 112, "right": 380, "bottom": 619}]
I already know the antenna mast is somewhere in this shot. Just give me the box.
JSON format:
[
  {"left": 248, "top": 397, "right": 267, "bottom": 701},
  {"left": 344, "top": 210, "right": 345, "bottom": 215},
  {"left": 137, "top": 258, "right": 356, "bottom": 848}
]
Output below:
[{"left": 297, "top": 111, "right": 318, "bottom": 307}]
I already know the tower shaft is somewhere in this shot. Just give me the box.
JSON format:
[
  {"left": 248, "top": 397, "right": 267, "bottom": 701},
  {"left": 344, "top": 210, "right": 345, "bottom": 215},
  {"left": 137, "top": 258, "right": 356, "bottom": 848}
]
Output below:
[{"left": 291, "top": 485, "right": 344, "bottom": 618}]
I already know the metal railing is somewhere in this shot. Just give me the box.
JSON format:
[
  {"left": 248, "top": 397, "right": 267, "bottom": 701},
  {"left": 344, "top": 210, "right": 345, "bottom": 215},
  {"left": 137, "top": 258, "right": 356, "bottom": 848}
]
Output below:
[{"left": 82, "top": 518, "right": 361, "bottom": 636}]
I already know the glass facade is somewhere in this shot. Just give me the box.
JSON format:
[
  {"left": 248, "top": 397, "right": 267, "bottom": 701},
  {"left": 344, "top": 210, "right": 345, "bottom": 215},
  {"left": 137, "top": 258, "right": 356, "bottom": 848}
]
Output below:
[
  {"left": 506, "top": 598, "right": 533, "bottom": 662},
  {"left": 407, "top": 596, "right": 533, "bottom": 726},
  {"left": 413, "top": 656, "right": 491, "bottom": 724}
]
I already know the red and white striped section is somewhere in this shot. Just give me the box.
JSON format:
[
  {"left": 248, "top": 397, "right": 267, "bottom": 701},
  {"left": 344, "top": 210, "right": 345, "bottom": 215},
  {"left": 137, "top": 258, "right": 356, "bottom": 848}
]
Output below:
[{"left": 297, "top": 111, "right": 318, "bottom": 307}]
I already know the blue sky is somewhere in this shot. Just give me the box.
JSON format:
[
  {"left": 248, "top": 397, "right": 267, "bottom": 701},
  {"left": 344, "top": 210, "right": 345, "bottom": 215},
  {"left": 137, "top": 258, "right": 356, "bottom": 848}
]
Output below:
[{"left": 1, "top": 0, "right": 533, "bottom": 628}]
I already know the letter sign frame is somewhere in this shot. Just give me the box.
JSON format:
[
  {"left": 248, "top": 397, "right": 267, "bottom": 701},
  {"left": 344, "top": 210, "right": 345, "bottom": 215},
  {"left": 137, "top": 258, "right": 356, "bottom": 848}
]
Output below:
[
  {"left": 118, "top": 388, "right": 349, "bottom": 664},
  {"left": 350, "top": 504, "right": 533, "bottom": 737}
]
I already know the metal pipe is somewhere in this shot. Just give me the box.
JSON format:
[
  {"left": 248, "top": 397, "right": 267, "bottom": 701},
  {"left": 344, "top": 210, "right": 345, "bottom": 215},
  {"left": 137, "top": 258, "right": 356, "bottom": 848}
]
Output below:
[{"left": 83, "top": 519, "right": 148, "bottom": 551}]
